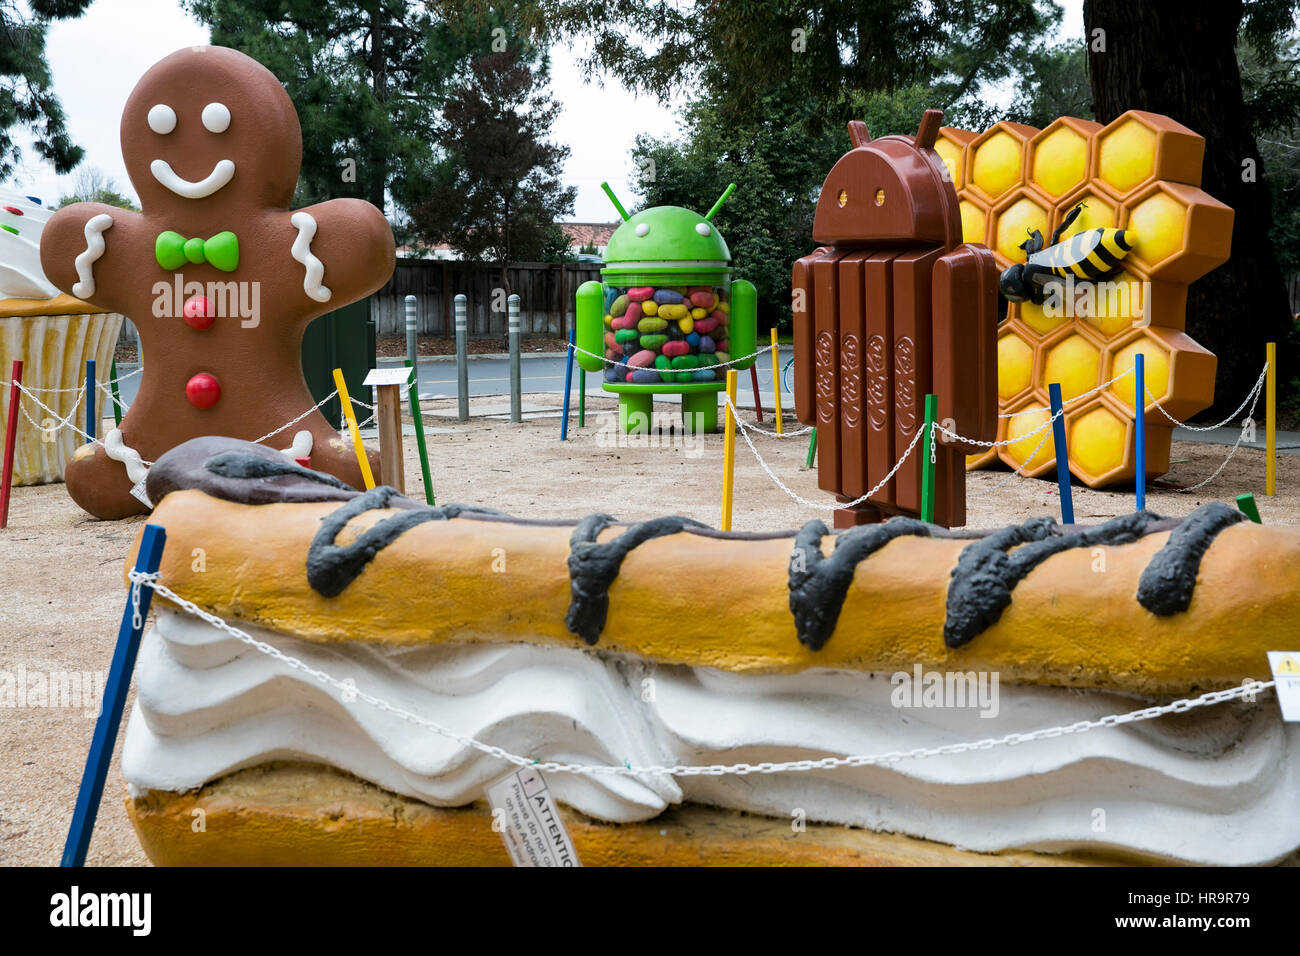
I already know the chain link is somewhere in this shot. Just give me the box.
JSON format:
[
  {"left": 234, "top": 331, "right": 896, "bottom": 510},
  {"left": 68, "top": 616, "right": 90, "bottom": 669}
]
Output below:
[{"left": 127, "top": 570, "right": 1276, "bottom": 780}]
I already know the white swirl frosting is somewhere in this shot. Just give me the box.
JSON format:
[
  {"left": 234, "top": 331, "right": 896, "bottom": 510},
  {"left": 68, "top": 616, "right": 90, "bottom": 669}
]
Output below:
[
  {"left": 122, "top": 610, "right": 1300, "bottom": 865},
  {"left": 0, "top": 190, "right": 58, "bottom": 300}
]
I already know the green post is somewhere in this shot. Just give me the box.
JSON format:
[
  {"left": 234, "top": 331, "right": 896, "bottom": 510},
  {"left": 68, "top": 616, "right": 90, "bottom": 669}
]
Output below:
[
  {"left": 108, "top": 359, "right": 123, "bottom": 427},
  {"left": 1235, "top": 493, "right": 1261, "bottom": 524},
  {"left": 920, "top": 394, "right": 937, "bottom": 524},
  {"left": 405, "top": 359, "right": 434, "bottom": 505},
  {"left": 805, "top": 427, "right": 817, "bottom": 468}
]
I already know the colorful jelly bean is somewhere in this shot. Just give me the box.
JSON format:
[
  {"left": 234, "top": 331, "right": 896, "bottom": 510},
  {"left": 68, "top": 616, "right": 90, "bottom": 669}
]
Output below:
[
  {"left": 690, "top": 307, "right": 707, "bottom": 320},
  {"left": 678, "top": 318, "right": 693, "bottom": 335},
  {"left": 686, "top": 332, "right": 701, "bottom": 347},
  {"left": 637, "top": 317, "right": 668, "bottom": 333},
  {"left": 694, "top": 317, "right": 720, "bottom": 335},
  {"left": 614, "top": 329, "right": 639, "bottom": 345},
  {"left": 662, "top": 340, "right": 689, "bottom": 358},
  {"left": 718, "top": 339, "right": 729, "bottom": 353},
  {"left": 629, "top": 368, "right": 659, "bottom": 384},
  {"left": 639, "top": 334, "right": 668, "bottom": 350},
  {"left": 628, "top": 349, "right": 656, "bottom": 368},
  {"left": 688, "top": 291, "right": 715, "bottom": 309},
  {"left": 642, "top": 300, "right": 658, "bottom": 316},
  {"left": 715, "top": 351, "right": 730, "bottom": 365},
  {"left": 612, "top": 313, "right": 638, "bottom": 331},
  {"left": 691, "top": 369, "right": 716, "bottom": 382},
  {"left": 627, "top": 287, "right": 655, "bottom": 302},
  {"left": 611, "top": 294, "right": 629, "bottom": 317},
  {"left": 658, "top": 303, "right": 689, "bottom": 321},
  {"left": 653, "top": 289, "right": 684, "bottom": 305},
  {"left": 698, "top": 335, "right": 716, "bottom": 353}
]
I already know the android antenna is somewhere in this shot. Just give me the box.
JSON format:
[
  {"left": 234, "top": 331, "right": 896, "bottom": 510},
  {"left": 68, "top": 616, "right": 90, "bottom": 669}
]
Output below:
[
  {"left": 600, "top": 182, "right": 631, "bottom": 221},
  {"left": 705, "top": 183, "right": 736, "bottom": 222}
]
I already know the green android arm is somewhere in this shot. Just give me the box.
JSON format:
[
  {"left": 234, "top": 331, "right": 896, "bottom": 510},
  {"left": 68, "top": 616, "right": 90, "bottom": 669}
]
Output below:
[{"left": 575, "top": 182, "right": 757, "bottom": 434}]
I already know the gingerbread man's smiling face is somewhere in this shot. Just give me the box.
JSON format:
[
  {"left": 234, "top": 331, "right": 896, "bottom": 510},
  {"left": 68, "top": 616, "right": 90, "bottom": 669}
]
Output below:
[{"left": 121, "top": 46, "right": 302, "bottom": 216}]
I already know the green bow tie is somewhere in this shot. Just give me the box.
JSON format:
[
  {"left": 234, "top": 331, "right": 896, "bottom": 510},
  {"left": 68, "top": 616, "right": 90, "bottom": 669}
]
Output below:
[{"left": 155, "top": 230, "right": 239, "bottom": 272}]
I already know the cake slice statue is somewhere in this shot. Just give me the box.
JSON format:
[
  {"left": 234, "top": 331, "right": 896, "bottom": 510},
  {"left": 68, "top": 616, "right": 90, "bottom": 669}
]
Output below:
[
  {"left": 39, "top": 46, "right": 395, "bottom": 519},
  {"left": 0, "top": 190, "right": 125, "bottom": 485}
]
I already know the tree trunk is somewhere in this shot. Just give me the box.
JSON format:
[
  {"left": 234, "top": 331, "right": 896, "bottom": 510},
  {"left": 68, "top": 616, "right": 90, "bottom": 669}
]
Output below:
[
  {"left": 366, "top": 4, "right": 389, "bottom": 213},
  {"left": 1084, "top": 0, "right": 1293, "bottom": 423}
]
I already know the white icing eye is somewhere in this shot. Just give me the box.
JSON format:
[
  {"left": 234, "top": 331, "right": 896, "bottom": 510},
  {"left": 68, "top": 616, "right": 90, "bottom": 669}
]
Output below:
[
  {"left": 147, "top": 104, "right": 177, "bottom": 135},
  {"left": 695, "top": 223, "right": 711, "bottom": 236},
  {"left": 202, "top": 102, "right": 231, "bottom": 133},
  {"left": 635, "top": 223, "right": 649, "bottom": 237}
]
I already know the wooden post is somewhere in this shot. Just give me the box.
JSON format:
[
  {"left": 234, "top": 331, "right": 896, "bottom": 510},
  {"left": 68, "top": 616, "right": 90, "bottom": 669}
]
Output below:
[
  {"left": 333, "top": 367, "right": 375, "bottom": 490},
  {"left": 1266, "top": 341, "right": 1276, "bottom": 496},
  {"left": 1049, "top": 382, "right": 1074, "bottom": 524},
  {"left": 1135, "top": 353, "right": 1146, "bottom": 512},
  {"left": 376, "top": 385, "right": 404, "bottom": 494},
  {"left": 750, "top": 365, "right": 764, "bottom": 422},
  {"left": 920, "top": 393, "right": 937, "bottom": 523},
  {"left": 721, "top": 370, "right": 738, "bottom": 531},
  {"left": 1, "top": 360, "right": 22, "bottom": 529},
  {"left": 63, "top": 524, "right": 166, "bottom": 866}
]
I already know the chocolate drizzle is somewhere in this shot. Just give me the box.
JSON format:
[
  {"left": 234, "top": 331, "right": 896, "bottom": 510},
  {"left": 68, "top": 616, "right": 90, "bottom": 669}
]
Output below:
[
  {"left": 788, "top": 518, "right": 935, "bottom": 650},
  {"left": 1137, "top": 502, "right": 1244, "bottom": 616},
  {"left": 205, "top": 451, "right": 353, "bottom": 490},
  {"left": 566, "top": 515, "right": 710, "bottom": 645},
  {"left": 307, "top": 487, "right": 506, "bottom": 597},
  {"left": 944, "top": 511, "right": 1167, "bottom": 649}
]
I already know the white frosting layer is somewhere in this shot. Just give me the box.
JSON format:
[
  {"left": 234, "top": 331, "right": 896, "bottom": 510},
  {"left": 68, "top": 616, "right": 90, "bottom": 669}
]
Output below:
[
  {"left": 122, "top": 610, "right": 1300, "bottom": 865},
  {"left": 0, "top": 190, "right": 58, "bottom": 300}
]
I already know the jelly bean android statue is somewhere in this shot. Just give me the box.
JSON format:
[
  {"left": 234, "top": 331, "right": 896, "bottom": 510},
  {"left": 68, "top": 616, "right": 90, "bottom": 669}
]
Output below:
[
  {"left": 792, "top": 110, "right": 999, "bottom": 529},
  {"left": 575, "top": 184, "right": 757, "bottom": 433}
]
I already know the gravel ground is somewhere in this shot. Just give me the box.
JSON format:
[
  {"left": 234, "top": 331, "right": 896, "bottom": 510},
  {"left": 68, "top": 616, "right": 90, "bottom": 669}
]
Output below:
[{"left": 2, "top": 391, "right": 1296, "bottom": 866}]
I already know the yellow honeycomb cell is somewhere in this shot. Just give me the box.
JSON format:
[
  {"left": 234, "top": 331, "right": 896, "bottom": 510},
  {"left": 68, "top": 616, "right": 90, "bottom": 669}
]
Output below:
[
  {"left": 971, "top": 131, "right": 1024, "bottom": 200},
  {"left": 1019, "top": 299, "right": 1070, "bottom": 337},
  {"left": 1078, "top": 270, "right": 1145, "bottom": 336},
  {"left": 935, "top": 138, "right": 964, "bottom": 190},
  {"left": 1004, "top": 404, "right": 1053, "bottom": 471},
  {"left": 959, "top": 200, "right": 987, "bottom": 245},
  {"left": 1031, "top": 125, "right": 1089, "bottom": 197},
  {"left": 998, "top": 332, "right": 1034, "bottom": 399},
  {"left": 1069, "top": 405, "right": 1129, "bottom": 479},
  {"left": 1098, "top": 119, "right": 1156, "bottom": 195},
  {"left": 1127, "top": 191, "right": 1186, "bottom": 267},
  {"left": 1055, "top": 192, "right": 1117, "bottom": 242},
  {"left": 1042, "top": 333, "right": 1100, "bottom": 400},
  {"left": 993, "top": 197, "right": 1049, "bottom": 263},
  {"left": 1109, "top": 338, "right": 1171, "bottom": 410}
]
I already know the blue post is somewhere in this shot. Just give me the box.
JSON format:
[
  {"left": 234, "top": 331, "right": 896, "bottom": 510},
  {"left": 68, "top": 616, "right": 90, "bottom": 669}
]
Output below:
[
  {"left": 62, "top": 524, "right": 167, "bottom": 866},
  {"left": 560, "top": 328, "right": 576, "bottom": 441},
  {"left": 1048, "top": 383, "right": 1074, "bottom": 524},
  {"left": 1135, "top": 353, "right": 1146, "bottom": 512},
  {"left": 85, "top": 359, "right": 96, "bottom": 443}
]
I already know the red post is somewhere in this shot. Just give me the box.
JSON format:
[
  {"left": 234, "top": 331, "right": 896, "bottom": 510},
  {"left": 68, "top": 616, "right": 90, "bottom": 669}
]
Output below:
[
  {"left": 1, "top": 360, "right": 23, "bottom": 529},
  {"left": 750, "top": 365, "right": 764, "bottom": 422}
]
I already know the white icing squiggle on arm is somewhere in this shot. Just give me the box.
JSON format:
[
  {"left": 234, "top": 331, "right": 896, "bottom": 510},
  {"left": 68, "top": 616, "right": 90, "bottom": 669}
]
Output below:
[
  {"left": 289, "top": 212, "right": 332, "bottom": 303},
  {"left": 72, "top": 213, "right": 114, "bottom": 299},
  {"left": 104, "top": 428, "right": 149, "bottom": 485},
  {"left": 280, "top": 429, "right": 313, "bottom": 460}
]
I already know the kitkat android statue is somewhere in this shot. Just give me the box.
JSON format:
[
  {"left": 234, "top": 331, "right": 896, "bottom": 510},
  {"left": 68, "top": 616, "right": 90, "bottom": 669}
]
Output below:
[
  {"left": 575, "top": 184, "right": 757, "bottom": 434},
  {"left": 793, "top": 109, "right": 999, "bottom": 529}
]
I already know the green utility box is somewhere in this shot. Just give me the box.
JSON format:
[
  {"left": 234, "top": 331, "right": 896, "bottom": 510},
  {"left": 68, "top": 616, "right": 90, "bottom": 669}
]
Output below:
[{"left": 301, "top": 298, "right": 376, "bottom": 429}]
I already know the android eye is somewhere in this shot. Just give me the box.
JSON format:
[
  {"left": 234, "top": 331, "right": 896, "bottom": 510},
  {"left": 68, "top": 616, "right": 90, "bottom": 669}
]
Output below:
[
  {"left": 148, "top": 104, "right": 177, "bottom": 135},
  {"left": 695, "top": 223, "right": 710, "bottom": 236},
  {"left": 875, "top": 189, "right": 886, "bottom": 206},
  {"left": 837, "top": 189, "right": 848, "bottom": 207},
  {"left": 202, "top": 102, "right": 231, "bottom": 133},
  {"left": 635, "top": 223, "right": 650, "bottom": 237}
]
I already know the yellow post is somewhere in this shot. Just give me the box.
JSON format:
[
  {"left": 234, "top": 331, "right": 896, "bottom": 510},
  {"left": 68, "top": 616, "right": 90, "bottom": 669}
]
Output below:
[
  {"left": 721, "top": 369, "right": 738, "bottom": 531},
  {"left": 333, "top": 367, "right": 376, "bottom": 490},
  {"left": 1266, "top": 341, "right": 1276, "bottom": 496},
  {"left": 770, "top": 327, "right": 784, "bottom": 435}
]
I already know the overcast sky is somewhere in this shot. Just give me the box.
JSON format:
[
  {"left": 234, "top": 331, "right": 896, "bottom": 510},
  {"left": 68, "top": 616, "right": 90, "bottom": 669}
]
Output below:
[{"left": 8, "top": 0, "right": 1081, "bottom": 222}]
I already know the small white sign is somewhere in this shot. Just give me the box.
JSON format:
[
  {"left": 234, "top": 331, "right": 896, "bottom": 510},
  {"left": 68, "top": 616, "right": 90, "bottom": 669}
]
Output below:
[
  {"left": 485, "top": 768, "right": 582, "bottom": 867},
  {"left": 363, "top": 367, "right": 413, "bottom": 387},
  {"left": 129, "top": 479, "right": 153, "bottom": 509},
  {"left": 1268, "top": 652, "right": 1300, "bottom": 722}
]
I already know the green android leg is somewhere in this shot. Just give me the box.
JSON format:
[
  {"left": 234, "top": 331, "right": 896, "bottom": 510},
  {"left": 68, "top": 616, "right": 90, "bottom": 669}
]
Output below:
[
  {"left": 681, "top": 390, "right": 719, "bottom": 433},
  {"left": 619, "top": 392, "right": 653, "bottom": 434}
]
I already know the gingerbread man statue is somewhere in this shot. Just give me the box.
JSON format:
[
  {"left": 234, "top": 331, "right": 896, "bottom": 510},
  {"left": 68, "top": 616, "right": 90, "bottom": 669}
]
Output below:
[{"left": 40, "top": 46, "right": 395, "bottom": 519}]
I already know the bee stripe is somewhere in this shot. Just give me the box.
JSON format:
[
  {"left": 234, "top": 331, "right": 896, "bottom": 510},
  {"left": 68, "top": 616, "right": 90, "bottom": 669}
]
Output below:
[{"left": 1100, "top": 230, "right": 1131, "bottom": 257}]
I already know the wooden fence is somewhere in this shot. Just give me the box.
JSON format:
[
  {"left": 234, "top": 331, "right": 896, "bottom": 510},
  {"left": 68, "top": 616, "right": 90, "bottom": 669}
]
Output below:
[{"left": 371, "top": 259, "right": 602, "bottom": 338}]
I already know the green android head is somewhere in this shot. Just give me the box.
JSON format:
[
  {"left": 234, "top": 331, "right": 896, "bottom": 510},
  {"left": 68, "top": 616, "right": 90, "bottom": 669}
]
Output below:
[{"left": 599, "top": 182, "right": 735, "bottom": 284}]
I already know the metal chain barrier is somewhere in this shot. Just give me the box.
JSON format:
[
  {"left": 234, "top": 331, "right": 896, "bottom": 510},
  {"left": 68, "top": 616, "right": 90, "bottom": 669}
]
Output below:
[{"left": 126, "top": 569, "right": 1276, "bottom": 780}]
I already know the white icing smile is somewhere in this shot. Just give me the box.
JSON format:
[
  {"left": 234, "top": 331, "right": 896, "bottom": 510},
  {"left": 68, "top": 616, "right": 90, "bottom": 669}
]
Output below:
[{"left": 150, "top": 158, "right": 236, "bottom": 199}]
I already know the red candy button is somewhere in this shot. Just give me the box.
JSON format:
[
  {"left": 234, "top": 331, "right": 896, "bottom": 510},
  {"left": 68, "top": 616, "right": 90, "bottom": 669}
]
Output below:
[
  {"left": 185, "top": 372, "right": 221, "bottom": 409},
  {"left": 183, "top": 295, "right": 215, "bottom": 330}
]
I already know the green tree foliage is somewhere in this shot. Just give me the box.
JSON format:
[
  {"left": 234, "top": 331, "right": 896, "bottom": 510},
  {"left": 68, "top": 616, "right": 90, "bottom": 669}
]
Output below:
[
  {"left": 57, "top": 167, "right": 138, "bottom": 211},
  {"left": 1004, "top": 42, "right": 1093, "bottom": 127},
  {"left": 0, "top": 0, "right": 93, "bottom": 180},
  {"left": 186, "top": 0, "right": 500, "bottom": 213},
  {"left": 408, "top": 48, "right": 576, "bottom": 268}
]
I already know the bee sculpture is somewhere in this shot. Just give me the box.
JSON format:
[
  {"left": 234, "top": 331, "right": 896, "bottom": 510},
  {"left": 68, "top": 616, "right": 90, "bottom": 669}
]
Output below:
[{"left": 999, "top": 202, "right": 1135, "bottom": 304}]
